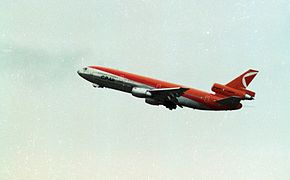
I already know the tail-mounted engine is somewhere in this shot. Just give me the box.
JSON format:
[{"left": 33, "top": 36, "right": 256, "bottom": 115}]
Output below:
[{"left": 211, "top": 83, "right": 255, "bottom": 100}]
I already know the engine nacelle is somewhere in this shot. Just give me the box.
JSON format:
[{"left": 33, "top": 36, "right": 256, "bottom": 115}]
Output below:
[
  {"left": 145, "top": 98, "right": 161, "bottom": 106},
  {"left": 212, "top": 83, "right": 255, "bottom": 100},
  {"left": 212, "top": 83, "right": 245, "bottom": 97},
  {"left": 131, "top": 87, "right": 152, "bottom": 98}
]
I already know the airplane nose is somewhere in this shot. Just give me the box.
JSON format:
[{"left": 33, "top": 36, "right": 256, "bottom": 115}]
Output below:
[
  {"left": 77, "top": 67, "right": 88, "bottom": 78},
  {"left": 77, "top": 69, "right": 87, "bottom": 79},
  {"left": 77, "top": 70, "right": 83, "bottom": 77}
]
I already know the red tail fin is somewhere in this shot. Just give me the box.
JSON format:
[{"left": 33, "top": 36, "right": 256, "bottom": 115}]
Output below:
[{"left": 226, "top": 69, "right": 258, "bottom": 90}]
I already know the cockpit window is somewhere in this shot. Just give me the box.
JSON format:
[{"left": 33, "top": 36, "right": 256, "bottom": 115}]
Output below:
[{"left": 84, "top": 67, "right": 87, "bottom": 71}]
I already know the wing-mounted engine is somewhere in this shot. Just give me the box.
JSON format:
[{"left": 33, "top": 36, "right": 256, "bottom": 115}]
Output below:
[
  {"left": 145, "top": 98, "right": 177, "bottom": 110},
  {"left": 131, "top": 86, "right": 189, "bottom": 110},
  {"left": 211, "top": 83, "right": 254, "bottom": 100},
  {"left": 131, "top": 87, "right": 152, "bottom": 98},
  {"left": 145, "top": 98, "right": 161, "bottom": 105}
]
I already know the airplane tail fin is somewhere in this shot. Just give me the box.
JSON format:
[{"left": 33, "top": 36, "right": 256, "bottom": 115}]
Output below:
[{"left": 226, "top": 69, "right": 258, "bottom": 90}]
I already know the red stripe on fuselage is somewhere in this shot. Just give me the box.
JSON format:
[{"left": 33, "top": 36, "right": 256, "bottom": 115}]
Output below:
[{"left": 89, "top": 66, "right": 216, "bottom": 107}]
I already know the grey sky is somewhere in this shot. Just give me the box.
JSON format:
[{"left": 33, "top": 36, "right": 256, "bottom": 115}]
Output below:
[{"left": 1, "top": 0, "right": 290, "bottom": 179}]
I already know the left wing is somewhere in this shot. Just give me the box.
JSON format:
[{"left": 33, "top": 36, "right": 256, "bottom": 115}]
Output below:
[
  {"left": 148, "top": 87, "right": 189, "bottom": 110},
  {"left": 216, "top": 96, "right": 241, "bottom": 107}
]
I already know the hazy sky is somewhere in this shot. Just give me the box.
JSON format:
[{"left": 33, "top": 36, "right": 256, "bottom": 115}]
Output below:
[{"left": 1, "top": 0, "right": 290, "bottom": 179}]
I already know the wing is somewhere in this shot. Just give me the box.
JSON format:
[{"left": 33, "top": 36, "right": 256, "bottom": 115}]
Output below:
[
  {"left": 148, "top": 87, "right": 189, "bottom": 110},
  {"left": 216, "top": 96, "right": 241, "bottom": 107}
]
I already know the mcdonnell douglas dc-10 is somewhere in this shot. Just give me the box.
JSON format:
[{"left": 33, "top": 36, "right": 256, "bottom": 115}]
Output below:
[{"left": 77, "top": 66, "right": 258, "bottom": 111}]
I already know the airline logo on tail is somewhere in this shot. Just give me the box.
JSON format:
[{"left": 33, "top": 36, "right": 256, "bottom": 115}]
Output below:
[
  {"left": 226, "top": 69, "right": 258, "bottom": 90},
  {"left": 242, "top": 71, "right": 258, "bottom": 88}
]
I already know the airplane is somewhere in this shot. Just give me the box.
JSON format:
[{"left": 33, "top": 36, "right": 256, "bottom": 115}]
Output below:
[{"left": 77, "top": 66, "right": 258, "bottom": 111}]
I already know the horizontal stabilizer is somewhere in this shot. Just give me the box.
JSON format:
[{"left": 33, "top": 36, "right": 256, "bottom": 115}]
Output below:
[{"left": 216, "top": 96, "right": 241, "bottom": 107}]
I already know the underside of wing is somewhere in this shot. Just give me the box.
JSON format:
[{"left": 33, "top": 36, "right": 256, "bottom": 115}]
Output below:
[
  {"left": 216, "top": 96, "right": 241, "bottom": 107},
  {"left": 148, "top": 87, "right": 189, "bottom": 110}
]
